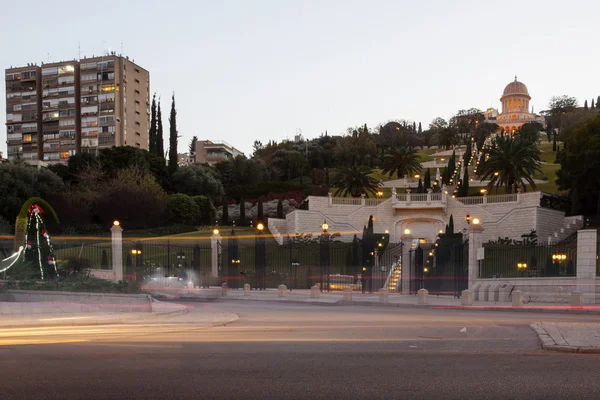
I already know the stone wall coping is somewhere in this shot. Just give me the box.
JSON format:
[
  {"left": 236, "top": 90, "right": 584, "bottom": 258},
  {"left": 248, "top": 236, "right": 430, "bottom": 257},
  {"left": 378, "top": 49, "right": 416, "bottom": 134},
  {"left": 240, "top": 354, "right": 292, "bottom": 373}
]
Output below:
[{"left": 5, "top": 289, "right": 151, "bottom": 299}]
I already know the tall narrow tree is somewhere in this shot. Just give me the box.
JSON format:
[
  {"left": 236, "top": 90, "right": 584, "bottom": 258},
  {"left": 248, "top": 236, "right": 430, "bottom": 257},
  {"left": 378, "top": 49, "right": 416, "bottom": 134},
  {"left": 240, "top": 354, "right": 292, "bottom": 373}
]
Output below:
[
  {"left": 597, "top": 96, "right": 600, "bottom": 109},
  {"left": 221, "top": 201, "right": 229, "bottom": 226},
  {"left": 424, "top": 168, "right": 431, "bottom": 190},
  {"left": 189, "top": 136, "right": 198, "bottom": 155},
  {"left": 584, "top": 100, "right": 589, "bottom": 111},
  {"left": 417, "top": 178, "right": 424, "bottom": 193},
  {"left": 592, "top": 99, "right": 596, "bottom": 109},
  {"left": 448, "top": 215, "right": 454, "bottom": 234},
  {"left": 418, "top": 122, "right": 422, "bottom": 134},
  {"left": 239, "top": 197, "right": 246, "bottom": 225},
  {"left": 257, "top": 198, "right": 264, "bottom": 222},
  {"left": 149, "top": 94, "right": 157, "bottom": 155},
  {"left": 460, "top": 168, "right": 469, "bottom": 197},
  {"left": 157, "top": 101, "right": 165, "bottom": 159},
  {"left": 276, "top": 198, "right": 284, "bottom": 219},
  {"left": 168, "top": 94, "right": 179, "bottom": 174}
]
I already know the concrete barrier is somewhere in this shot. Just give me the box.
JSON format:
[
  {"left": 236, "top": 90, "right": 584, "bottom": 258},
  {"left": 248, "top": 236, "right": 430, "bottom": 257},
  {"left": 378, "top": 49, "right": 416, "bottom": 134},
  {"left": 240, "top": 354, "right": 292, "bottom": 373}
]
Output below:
[
  {"left": 512, "top": 290, "right": 523, "bottom": 307},
  {"left": 472, "top": 284, "right": 481, "bottom": 301},
  {"left": 343, "top": 286, "right": 353, "bottom": 302},
  {"left": 417, "top": 288, "right": 428, "bottom": 305},
  {"left": 0, "top": 290, "right": 153, "bottom": 314},
  {"left": 221, "top": 282, "right": 228, "bottom": 297},
  {"left": 461, "top": 290, "right": 473, "bottom": 306},
  {"left": 482, "top": 284, "right": 492, "bottom": 302},
  {"left": 278, "top": 284, "right": 287, "bottom": 297},
  {"left": 378, "top": 288, "right": 389, "bottom": 304},
  {"left": 570, "top": 291, "right": 583, "bottom": 307},
  {"left": 310, "top": 285, "right": 320, "bottom": 299},
  {"left": 244, "top": 283, "right": 251, "bottom": 296}
]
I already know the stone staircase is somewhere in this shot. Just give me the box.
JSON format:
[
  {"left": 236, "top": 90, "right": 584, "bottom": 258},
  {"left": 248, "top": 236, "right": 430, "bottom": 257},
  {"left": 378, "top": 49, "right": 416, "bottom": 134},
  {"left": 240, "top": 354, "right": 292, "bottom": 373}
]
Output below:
[
  {"left": 548, "top": 216, "right": 584, "bottom": 244},
  {"left": 385, "top": 264, "right": 402, "bottom": 292}
]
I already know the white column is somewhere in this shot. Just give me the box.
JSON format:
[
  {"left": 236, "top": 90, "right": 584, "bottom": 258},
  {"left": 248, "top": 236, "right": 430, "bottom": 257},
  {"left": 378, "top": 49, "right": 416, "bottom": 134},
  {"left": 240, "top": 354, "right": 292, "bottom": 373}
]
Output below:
[
  {"left": 400, "top": 233, "right": 413, "bottom": 294},
  {"left": 110, "top": 224, "right": 123, "bottom": 282},
  {"left": 468, "top": 224, "right": 484, "bottom": 289},
  {"left": 576, "top": 229, "right": 597, "bottom": 304},
  {"left": 210, "top": 233, "right": 222, "bottom": 277}
]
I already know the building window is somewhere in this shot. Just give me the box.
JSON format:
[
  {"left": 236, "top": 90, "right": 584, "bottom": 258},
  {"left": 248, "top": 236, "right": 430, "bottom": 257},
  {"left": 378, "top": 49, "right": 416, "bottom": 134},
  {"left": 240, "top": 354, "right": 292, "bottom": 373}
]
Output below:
[
  {"left": 60, "top": 152, "right": 69, "bottom": 160},
  {"left": 23, "top": 134, "right": 33, "bottom": 142}
]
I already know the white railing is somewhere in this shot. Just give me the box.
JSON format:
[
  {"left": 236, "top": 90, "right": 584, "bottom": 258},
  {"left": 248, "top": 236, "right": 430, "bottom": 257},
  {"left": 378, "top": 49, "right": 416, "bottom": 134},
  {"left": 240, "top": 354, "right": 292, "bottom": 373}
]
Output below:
[
  {"left": 456, "top": 197, "right": 484, "bottom": 205},
  {"left": 487, "top": 194, "right": 518, "bottom": 203},
  {"left": 395, "top": 194, "right": 408, "bottom": 202},
  {"left": 365, "top": 198, "right": 386, "bottom": 206},
  {"left": 331, "top": 197, "right": 362, "bottom": 206},
  {"left": 431, "top": 193, "right": 442, "bottom": 202},
  {"left": 411, "top": 193, "right": 428, "bottom": 201}
]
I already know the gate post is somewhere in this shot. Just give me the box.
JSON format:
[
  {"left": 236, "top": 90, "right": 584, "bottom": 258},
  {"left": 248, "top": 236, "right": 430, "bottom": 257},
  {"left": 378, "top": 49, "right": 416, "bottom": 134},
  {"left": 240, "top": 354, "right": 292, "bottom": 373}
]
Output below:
[
  {"left": 211, "top": 231, "right": 222, "bottom": 278},
  {"left": 400, "top": 231, "right": 413, "bottom": 294},
  {"left": 110, "top": 222, "right": 123, "bottom": 282},
  {"left": 468, "top": 222, "right": 483, "bottom": 290},
  {"left": 576, "top": 229, "right": 598, "bottom": 304}
]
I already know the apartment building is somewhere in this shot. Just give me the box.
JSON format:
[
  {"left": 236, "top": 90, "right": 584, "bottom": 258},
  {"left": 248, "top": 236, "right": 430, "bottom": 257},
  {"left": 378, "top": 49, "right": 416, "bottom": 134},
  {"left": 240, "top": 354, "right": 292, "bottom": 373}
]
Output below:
[
  {"left": 5, "top": 54, "right": 150, "bottom": 163},
  {"left": 194, "top": 140, "right": 244, "bottom": 165}
]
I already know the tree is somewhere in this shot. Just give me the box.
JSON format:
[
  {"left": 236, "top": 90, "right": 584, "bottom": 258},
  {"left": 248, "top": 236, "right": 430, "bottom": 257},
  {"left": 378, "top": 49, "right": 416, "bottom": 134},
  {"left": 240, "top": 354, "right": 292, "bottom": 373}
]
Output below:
[
  {"left": 0, "top": 163, "right": 64, "bottom": 224},
  {"left": 168, "top": 94, "right": 179, "bottom": 174},
  {"left": 475, "top": 122, "right": 499, "bottom": 150},
  {"left": 418, "top": 122, "right": 422, "bottom": 134},
  {"left": 417, "top": 178, "right": 424, "bottom": 193},
  {"left": 257, "top": 198, "right": 264, "bottom": 222},
  {"left": 239, "top": 197, "right": 246, "bottom": 225},
  {"left": 171, "top": 164, "right": 225, "bottom": 199},
  {"left": 584, "top": 100, "right": 589, "bottom": 111},
  {"left": 276, "top": 198, "right": 284, "bottom": 219},
  {"left": 331, "top": 164, "right": 380, "bottom": 198},
  {"left": 436, "top": 127, "right": 459, "bottom": 150},
  {"left": 552, "top": 131, "right": 557, "bottom": 151},
  {"left": 479, "top": 135, "right": 542, "bottom": 194},
  {"left": 167, "top": 193, "right": 200, "bottom": 224},
  {"left": 334, "top": 125, "right": 377, "bottom": 166},
  {"left": 592, "top": 99, "right": 596, "bottom": 109},
  {"left": 447, "top": 215, "right": 454, "bottom": 234},
  {"left": 381, "top": 147, "right": 422, "bottom": 179},
  {"left": 97, "top": 146, "right": 169, "bottom": 188},
  {"left": 459, "top": 168, "right": 469, "bottom": 197},
  {"left": 556, "top": 114, "right": 600, "bottom": 215},
  {"left": 149, "top": 94, "right": 157, "bottom": 156},
  {"left": 548, "top": 95, "right": 578, "bottom": 115},
  {"left": 424, "top": 168, "right": 431, "bottom": 190},
  {"left": 157, "top": 100, "right": 165, "bottom": 159},
  {"left": 189, "top": 136, "right": 197, "bottom": 155},
  {"left": 518, "top": 122, "right": 543, "bottom": 145},
  {"left": 554, "top": 146, "right": 560, "bottom": 164},
  {"left": 221, "top": 200, "right": 229, "bottom": 226}
]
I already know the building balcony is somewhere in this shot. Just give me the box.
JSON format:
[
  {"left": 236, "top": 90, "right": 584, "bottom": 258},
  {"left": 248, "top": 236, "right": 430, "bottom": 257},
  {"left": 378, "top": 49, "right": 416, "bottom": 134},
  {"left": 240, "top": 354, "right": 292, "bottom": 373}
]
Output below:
[{"left": 391, "top": 192, "right": 447, "bottom": 209}]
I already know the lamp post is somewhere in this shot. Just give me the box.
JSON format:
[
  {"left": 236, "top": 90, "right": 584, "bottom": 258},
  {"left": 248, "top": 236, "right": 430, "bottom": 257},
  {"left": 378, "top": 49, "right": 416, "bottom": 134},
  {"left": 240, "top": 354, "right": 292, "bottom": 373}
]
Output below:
[
  {"left": 255, "top": 222, "right": 266, "bottom": 290},
  {"left": 228, "top": 222, "right": 240, "bottom": 289},
  {"left": 320, "top": 220, "right": 330, "bottom": 292}
]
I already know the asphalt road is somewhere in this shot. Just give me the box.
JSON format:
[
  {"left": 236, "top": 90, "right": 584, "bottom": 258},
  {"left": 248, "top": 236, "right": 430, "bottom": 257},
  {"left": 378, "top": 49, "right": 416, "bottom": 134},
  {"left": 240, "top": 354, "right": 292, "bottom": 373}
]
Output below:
[{"left": 1, "top": 302, "right": 599, "bottom": 400}]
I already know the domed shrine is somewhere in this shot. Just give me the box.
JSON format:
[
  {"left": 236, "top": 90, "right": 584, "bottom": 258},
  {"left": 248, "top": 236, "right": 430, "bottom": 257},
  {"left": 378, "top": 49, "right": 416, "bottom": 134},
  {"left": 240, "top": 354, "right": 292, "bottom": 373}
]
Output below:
[{"left": 484, "top": 77, "right": 545, "bottom": 133}]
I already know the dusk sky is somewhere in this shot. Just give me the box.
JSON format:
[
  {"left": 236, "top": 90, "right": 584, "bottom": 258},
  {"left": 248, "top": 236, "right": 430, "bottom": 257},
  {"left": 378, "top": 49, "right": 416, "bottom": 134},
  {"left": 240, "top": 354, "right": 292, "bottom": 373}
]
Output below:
[{"left": 2, "top": 0, "right": 599, "bottom": 156}]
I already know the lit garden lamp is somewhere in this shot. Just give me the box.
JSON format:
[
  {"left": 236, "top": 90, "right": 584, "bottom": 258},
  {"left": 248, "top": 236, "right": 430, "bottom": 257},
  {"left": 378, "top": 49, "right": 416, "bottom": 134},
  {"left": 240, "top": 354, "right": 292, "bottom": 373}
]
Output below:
[
  {"left": 255, "top": 222, "right": 266, "bottom": 290},
  {"left": 320, "top": 220, "right": 330, "bottom": 292}
]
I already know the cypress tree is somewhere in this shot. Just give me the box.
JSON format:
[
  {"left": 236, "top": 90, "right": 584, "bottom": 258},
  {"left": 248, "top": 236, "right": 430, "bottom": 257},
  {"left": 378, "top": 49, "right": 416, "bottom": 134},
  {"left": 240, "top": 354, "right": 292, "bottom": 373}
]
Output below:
[
  {"left": 597, "top": 96, "right": 600, "bottom": 110},
  {"left": 276, "top": 198, "right": 284, "bottom": 219},
  {"left": 461, "top": 168, "right": 469, "bottom": 197},
  {"left": 221, "top": 201, "right": 229, "bottom": 226},
  {"left": 592, "top": 99, "right": 595, "bottom": 109},
  {"left": 157, "top": 101, "right": 165, "bottom": 159},
  {"left": 554, "top": 146, "right": 561, "bottom": 164},
  {"left": 448, "top": 215, "right": 454, "bottom": 234},
  {"left": 584, "top": 100, "right": 588, "bottom": 111},
  {"left": 416, "top": 178, "right": 423, "bottom": 193},
  {"left": 257, "top": 198, "right": 264, "bottom": 222},
  {"left": 168, "top": 94, "right": 179, "bottom": 174},
  {"left": 571, "top": 186, "right": 581, "bottom": 215},
  {"left": 441, "top": 167, "right": 447, "bottom": 184},
  {"left": 412, "top": 122, "right": 416, "bottom": 132},
  {"left": 367, "top": 215, "right": 374, "bottom": 233},
  {"left": 239, "top": 197, "right": 246, "bottom": 225},
  {"left": 149, "top": 94, "right": 157, "bottom": 155},
  {"left": 424, "top": 168, "right": 431, "bottom": 190},
  {"left": 418, "top": 122, "right": 422, "bottom": 134},
  {"left": 552, "top": 133, "right": 557, "bottom": 151},
  {"left": 478, "top": 153, "right": 485, "bottom": 173}
]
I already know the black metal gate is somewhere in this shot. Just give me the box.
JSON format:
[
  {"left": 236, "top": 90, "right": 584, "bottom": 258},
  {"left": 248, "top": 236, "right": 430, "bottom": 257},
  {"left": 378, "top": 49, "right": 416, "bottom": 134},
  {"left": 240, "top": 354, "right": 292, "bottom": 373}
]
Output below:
[{"left": 378, "top": 242, "right": 403, "bottom": 291}]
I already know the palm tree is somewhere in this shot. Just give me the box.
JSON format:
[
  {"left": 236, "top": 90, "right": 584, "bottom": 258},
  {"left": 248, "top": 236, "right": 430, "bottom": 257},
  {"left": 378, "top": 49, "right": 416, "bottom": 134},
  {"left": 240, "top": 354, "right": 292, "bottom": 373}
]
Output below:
[
  {"left": 381, "top": 147, "right": 422, "bottom": 179},
  {"left": 436, "top": 127, "right": 459, "bottom": 150},
  {"left": 331, "top": 165, "right": 380, "bottom": 197},
  {"left": 479, "top": 135, "right": 542, "bottom": 194}
]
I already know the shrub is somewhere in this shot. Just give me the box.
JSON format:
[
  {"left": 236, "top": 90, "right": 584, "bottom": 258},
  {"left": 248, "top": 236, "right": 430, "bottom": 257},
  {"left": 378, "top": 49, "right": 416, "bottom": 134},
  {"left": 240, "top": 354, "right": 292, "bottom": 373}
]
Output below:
[
  {"left": 167, "top": 193, "right": 201, "bottom": 225},
  {"left": 191, "top": 195, "right": 216, "bottom": 225}
]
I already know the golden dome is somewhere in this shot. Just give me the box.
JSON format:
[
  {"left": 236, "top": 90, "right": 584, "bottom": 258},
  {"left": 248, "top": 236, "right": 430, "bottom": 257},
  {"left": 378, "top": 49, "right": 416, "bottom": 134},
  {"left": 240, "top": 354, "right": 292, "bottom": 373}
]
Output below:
[{"left": 502, "top": 77, "right": 529, "bottom": 96}]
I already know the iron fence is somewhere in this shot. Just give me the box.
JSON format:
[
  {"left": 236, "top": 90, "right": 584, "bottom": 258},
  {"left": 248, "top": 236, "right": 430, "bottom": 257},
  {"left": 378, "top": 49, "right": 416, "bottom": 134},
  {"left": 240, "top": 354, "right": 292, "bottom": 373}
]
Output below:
[{"left": 481, "top": 233, "right": 577, "bottom": 279}]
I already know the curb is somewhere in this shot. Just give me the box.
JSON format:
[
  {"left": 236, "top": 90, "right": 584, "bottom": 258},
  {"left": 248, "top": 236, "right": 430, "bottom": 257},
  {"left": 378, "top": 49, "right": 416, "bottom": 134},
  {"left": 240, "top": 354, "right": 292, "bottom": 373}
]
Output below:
[
  {"left": 0, "top": 304, "right": 189, "bottom": 329},
  {"left": 529, "top": 323, "right": 600, "bottom": 354}
]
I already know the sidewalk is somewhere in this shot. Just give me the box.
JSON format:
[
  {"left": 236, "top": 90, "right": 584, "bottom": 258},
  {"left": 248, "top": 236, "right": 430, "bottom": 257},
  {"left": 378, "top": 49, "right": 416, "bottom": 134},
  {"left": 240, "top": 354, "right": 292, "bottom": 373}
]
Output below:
[
  {"left": 531, "top": 322, "right": 600, "bottom": 353},
  {"left": 0, "top": 299, "right": 189, "bottom": 329},
  {"left": 150, "top": 287, "right": 600, "bottom": 314}
]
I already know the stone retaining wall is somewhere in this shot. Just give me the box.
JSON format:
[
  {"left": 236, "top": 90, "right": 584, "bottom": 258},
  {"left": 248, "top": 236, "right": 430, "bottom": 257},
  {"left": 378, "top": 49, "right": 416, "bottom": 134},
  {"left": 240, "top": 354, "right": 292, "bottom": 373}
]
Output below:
[{"left": 474, "top": 277, "right": 577, "bottom": 303}]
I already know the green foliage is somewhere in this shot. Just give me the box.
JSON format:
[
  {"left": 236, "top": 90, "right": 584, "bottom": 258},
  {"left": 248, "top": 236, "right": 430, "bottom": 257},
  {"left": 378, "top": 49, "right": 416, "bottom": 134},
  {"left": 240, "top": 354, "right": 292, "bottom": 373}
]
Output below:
[
  {"left": 0, "top": 163, "right": 64, "bottom": 225},
  {"left": 168, "top": 94, "right": 179, "bottom": 175},
  {"left": 381, "top": 147, "right": 422, "bottom": 179},
  {"left": 257, "top": 198, "right": 264, "bottom": 222},
  {"left": 224, "top": 181, "right": 312, "bottom": 201},
  {"left": 239, "top": 197, "right": 246, "bottom": 225},
  {"left": 518, "top": 122, "right": 543, "bottom": 145},
  {"left": 424, "top": 168, "right": 431, "bottom": 190},
  {"left": 171, "top": 164, "right": 224, "bottom": 199},
  {"left": 215, "top": 155, "right": 268, "bottom": 187},
  {"left": 0, "top": 215, "right": 11, "bottom": 234},
  {"left": 448, "top": 215, "right": 454, "bottom": 234},
  {"left": 417, "top": 178, "right": 424, "bottom": 193},
  {"left": 191, "top": 195, "right": 216, "bottom": 225},
  {"left": 149, "top": 94, "right": 157, "bottom": 155},
  {"left": 98, "top": 146, "right": 169, "bottom": 188},
  {"left": 157, "top": 101, "right": 165, "bottom": 158},
  {"left": 331, "top": 165, "right": 380, "bottom": 198},
  {"left": 276, "top": 198, "right": 284, "bottom": 219},
  {"left": 480, "top": 135, "right": 542, "bottom": 194},
  {"left": 556, "top": 114, "right": 600, "bottom": 214},
  {"left": 167, "top": 193, "right": 200, "bottom": 225},
  {"left": 189, "top": 136, "right": 198, "bottom": 155},
  {"left": 221, "top": 199, "right": 229, "bottom": 225}
]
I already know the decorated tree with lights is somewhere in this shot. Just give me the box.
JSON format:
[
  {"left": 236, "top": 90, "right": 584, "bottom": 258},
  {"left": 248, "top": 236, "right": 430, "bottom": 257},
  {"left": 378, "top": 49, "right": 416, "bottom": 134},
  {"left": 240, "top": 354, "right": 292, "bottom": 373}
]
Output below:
[{"left": 23, "top": 203, "right": 58, "bottom": 280}]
